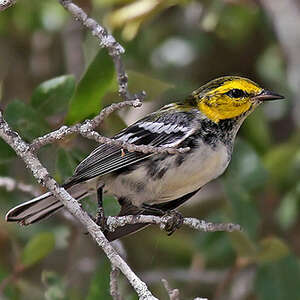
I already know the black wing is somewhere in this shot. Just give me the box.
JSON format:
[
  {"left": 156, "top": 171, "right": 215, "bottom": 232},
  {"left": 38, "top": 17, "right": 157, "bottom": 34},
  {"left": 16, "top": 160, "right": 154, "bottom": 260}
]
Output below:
[{"left": 65, "top": 109, "right": 197, "bottom": 186}]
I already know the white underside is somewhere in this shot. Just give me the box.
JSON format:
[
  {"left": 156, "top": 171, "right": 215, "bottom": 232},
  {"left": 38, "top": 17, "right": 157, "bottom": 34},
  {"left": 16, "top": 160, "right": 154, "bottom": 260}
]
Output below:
[{"left": 103, "top": 141, "right": 230, "bottom": 207}]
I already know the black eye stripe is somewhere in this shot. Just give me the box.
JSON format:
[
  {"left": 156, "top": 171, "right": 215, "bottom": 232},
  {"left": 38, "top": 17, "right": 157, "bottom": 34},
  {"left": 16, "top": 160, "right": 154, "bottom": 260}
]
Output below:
[{"left": 226, "top": 89, "right": 248, "bottom": 98}]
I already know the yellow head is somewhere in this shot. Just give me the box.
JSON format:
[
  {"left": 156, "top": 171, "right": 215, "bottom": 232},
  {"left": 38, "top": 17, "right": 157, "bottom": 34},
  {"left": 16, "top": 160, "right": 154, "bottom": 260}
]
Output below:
[{"left": 193, "top": 76, "right": 284, "bottom": 123}]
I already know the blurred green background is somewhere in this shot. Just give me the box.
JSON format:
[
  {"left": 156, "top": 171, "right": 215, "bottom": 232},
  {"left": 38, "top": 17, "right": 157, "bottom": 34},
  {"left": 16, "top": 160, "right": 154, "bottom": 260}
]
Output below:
[{"left": 1, "top": 0, "right": 300, "bottom": 299}]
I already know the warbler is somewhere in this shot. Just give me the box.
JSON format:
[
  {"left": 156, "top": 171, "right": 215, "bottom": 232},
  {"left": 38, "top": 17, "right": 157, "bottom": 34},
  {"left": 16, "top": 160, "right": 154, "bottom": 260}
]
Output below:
[{"left": 6, "top": 76, "right": 283, "bottom": 241}]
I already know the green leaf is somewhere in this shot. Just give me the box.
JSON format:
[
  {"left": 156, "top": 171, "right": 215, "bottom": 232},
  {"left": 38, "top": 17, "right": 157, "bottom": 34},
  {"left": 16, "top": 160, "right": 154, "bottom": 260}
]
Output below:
[
  {"left": 31, "top": 75, "right": 75, "bottom": 116},
  {"left": 66, "top": 49, "right": 115, "bottom": 124},
  {"left": 4, "top": 99, "right": 50, "bottom": 141},
  {"left": 216, "top": 4, "right": 260, "bottom": 45},
  {"left": 255, "top": 255, "right": 300, "bottom": 300},
  {"left": 21, "top": 232, "right": 55, "bottom": 267},
  {"left": 276, "top": 183, "right": 300, "bottom": 230},
  {"left": 255, "top": 237, "right": 289, "bottom": 263},
  {"left": 86, "top": 260, "right": 111, "bottom": 300}
]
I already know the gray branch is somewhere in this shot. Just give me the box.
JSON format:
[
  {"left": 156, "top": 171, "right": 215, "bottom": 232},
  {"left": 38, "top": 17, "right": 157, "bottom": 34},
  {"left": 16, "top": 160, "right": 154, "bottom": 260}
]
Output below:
[
  {"left": 0, "top": 176, "right": 40, "bottom": 197},
  {"left": 31, "top": 99, "right": 143, "bottom": 150},
  {"left": 31, "top": 100, "right": 190, "bottom": 155},
  {"left": 0, "top": 0, "right": 16, "bottom": 11},
  {"left": 106, "top": 215, "right": 242, "bottom": 233},
  {"left": 59, "top": 0, "right": 136, "bottom": 101},
  {"left": 162, "top": 279, "right": 180, "bottom": 300},
  {"left": 161, "top": 278, "right": 208, "bottom": 300},
  {"left": 0, "top": 112, "right": 158, "bottom": 300},
  {"left": 110, "top": 267, "right": 123, "bottom": 300}
]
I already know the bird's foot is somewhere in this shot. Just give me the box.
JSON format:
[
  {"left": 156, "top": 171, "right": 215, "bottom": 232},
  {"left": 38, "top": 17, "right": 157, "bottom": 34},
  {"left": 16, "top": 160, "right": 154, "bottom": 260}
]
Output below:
[
  {"left": 164, "top": 210, "right": 184, "bottom": 236},
  {"left": 95, "top": 207, "right": 109, "bottom": 232}
]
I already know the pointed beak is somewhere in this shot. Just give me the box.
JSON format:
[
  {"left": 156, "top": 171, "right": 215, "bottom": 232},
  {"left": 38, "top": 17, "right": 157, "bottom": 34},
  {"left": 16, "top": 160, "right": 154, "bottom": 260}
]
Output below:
[{"left": 252, "top": 89, "right": 285, "bottom": 102}]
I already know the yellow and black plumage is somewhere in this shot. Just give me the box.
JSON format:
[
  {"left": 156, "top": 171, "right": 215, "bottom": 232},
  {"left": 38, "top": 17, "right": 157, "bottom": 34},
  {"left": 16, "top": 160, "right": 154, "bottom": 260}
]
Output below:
[{"left": 5, "top": 76, "right": 284, "bottom": 241}]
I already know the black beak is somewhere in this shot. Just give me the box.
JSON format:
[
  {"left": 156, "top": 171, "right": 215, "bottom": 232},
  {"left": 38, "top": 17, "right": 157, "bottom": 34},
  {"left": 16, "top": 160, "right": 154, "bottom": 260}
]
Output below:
[{"left": 253, "top": 89, "right": 285, "bottom": 102}]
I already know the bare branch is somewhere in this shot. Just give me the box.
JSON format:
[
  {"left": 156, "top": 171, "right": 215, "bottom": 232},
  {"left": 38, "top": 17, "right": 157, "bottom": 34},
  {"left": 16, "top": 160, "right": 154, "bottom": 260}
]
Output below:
[
  {"left": 106, "top": 215, "right": 242, "bottom": 233},
  {"left": 31, "top": 99, "right": 142, "bottom": 150},
  {"left": 110, "top": 267, "right": 123, "bottom": 300},
  {"left": 162, "top": 279, "right": 208, "bottom": 300},
  {"left": 58, "top": 0, "right": 136, "bottom": 101},
  {"left": 0, "top": 0, "right": 16, "bottom": 11},
  {"left": 0, "top": 112, "right": 158, "bottom": 300},
  {"left": 162, "top": 279, "right": 180, "bottom": 300},
  {"left": 79, "top": 131, "right": 190, "bottom": 155},
  {"left": 0, "top": 176, "right": 40, "bottom": 197},
  {"left": 31, "top": 99, "right": 190, "bottom": 155}
]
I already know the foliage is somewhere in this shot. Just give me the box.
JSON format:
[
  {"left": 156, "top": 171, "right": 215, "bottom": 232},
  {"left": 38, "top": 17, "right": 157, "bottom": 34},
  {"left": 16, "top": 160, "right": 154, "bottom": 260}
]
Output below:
[
  {"left": 66, "top": 50, "right": 115, "bottom": 125},
  {"left": 22, "top": 232, "right": 55, "bottom": 267}
]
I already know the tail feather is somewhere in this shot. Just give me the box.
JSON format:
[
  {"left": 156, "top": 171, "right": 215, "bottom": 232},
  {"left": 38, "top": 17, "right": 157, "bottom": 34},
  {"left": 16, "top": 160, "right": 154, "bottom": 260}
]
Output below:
[{"left": 6, "top": 183, "right": 88, "bottom": 225}]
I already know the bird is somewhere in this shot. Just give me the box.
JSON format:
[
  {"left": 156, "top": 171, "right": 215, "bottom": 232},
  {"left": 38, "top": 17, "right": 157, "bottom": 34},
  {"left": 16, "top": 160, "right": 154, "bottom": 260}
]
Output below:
[{"left": 5, "top": 76, "right": 284, "bottom": 241}]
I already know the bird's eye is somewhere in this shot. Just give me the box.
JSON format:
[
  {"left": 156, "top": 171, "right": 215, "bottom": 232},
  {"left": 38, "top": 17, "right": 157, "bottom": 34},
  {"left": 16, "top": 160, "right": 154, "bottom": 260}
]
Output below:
[{"left": 226, "top": 89, "right": 246, "bottom": 98}]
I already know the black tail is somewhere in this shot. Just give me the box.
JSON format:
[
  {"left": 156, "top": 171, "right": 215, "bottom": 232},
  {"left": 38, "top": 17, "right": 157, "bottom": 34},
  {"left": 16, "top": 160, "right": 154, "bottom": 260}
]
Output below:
[{"left": 6, "top": 182, "right": 88, "bottom": 225}]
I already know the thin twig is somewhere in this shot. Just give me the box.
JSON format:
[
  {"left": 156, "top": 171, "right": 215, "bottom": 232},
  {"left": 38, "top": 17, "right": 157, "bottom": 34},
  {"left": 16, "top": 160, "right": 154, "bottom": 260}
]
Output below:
[
  {"left": 0, "top": 176, "right": 40, "bottom": 197},
  {"left": 79, "top": 131, "right": 190, "bottom": 155},
  {"left": 161, "top": 279, "right": 180, "bottom": 300},
  {"left": 0, "top": 0, "right": 16, "bottom": 11},
  {"left": 31, "top": 100, "right": 190, "bottom": 155},
  {"left": 106, "top": 215, "right": 242, "bottom": 233},
  {"left": 59, "top": 0, "right": 135, "bottom": 101},
  {"left": 162, "top": 279, "right": 208, "bottom": 300},
  {"left": 110, "top": 267, "right": 123, "bottom": 300},
  {"left": 31, "top": 99, "right": 142, "bottom": 150}
]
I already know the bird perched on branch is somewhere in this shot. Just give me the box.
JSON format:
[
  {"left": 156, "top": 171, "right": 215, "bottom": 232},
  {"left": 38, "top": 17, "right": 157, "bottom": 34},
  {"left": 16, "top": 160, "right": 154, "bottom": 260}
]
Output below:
[{"left": 6, "top": 76, "right": 284, "bottom": 241}]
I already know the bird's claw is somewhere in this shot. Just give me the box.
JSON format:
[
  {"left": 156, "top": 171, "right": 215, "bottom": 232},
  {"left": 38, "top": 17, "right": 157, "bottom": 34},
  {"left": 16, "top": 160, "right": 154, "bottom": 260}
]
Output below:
[
  {"left": 164, "top": 210, "right": 184, "bottom": 236},
  {"left": 95, "top": 207, "right": 109, "bottom": 232}
]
